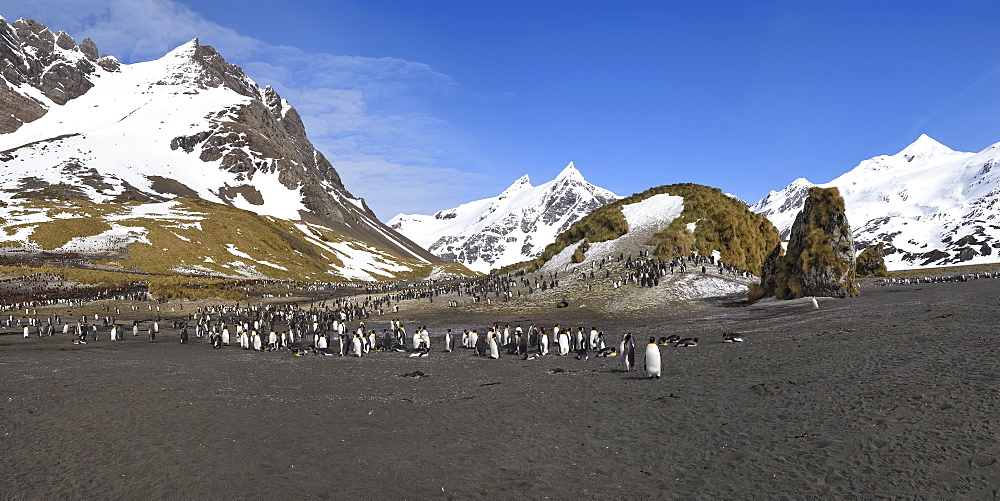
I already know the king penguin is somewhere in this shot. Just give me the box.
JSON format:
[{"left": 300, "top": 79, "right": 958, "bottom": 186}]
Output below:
[
  {"left": 444, "top": 329, "right": 454, "bottom": 353},
  {"left": 475, "top": 334, "right": 488, "bottom": 357},
  {"left": 644, "top": 337, "right": 661, "bottom": 378},
  {"left": 811, "top": 296, "right": 820, "bottom": 310},
  {"left": 621, "top": 333, "right": 635, "bottom": 372},
  {"left": 351, "top": 333, "right": 363, "bottom": 357},
  {"left": 469, "top": 330, "right": 479, "bottom": 351},
  {"left": 557, "top": 330, "right": 570, "bottom": 356},
  {"left": 488, "top": 334, "right": 500, "bottom": 359}
]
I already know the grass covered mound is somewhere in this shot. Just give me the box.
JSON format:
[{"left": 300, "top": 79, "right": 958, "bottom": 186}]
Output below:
[
  {"left": 531, "top": 183, "right": 779, "bottom": 273},
  {"left": 856, "top": 242, "right": 889, "bottom": 277},
  {"left": 643, "top": 184, "right": 780, "bottom": 272}
]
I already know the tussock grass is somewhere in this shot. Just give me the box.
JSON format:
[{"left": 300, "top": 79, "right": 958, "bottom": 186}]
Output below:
[
  {"left": 30, "top": 217, "right": 112, "bottom": 249},
  {"left": 644, "top": 184, "right": 780, "bottom": 272},
  {"left": 0, "top": 264, "right": 246, "bottom": 301},
  {"left": 763, "top": 187, "right": 858, "bottom": 299},
  {"left": 1, "top": 197, "right": 444, "bottom": 284},
  {"left": 856, "top": 242, "right": 888, "bottom": 276},
  {"left": 532, "top": 183, "right": 780, "bottom": 274},
  {"left": 571, "top": 240, "right": 590, "bottom": 263}
]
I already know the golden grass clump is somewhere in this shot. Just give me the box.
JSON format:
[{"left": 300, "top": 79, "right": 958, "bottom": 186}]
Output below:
[
  {"left": 571, "top": 240, "right": 590, "bottom": 263},
  {"left": 856, "top": 242, "right": 889, "bottom": 277},
  {"left": 30, "top": 217, "right": 112, "bottom": 250},
  {"left": 644, "top": 184, "right": 780, "bottom": 273}
]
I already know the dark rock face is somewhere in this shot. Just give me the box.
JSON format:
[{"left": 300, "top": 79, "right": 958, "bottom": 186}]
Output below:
[
  {"left": 96, "top": 55, "right": 120, "bottom": 72},
  {"left": 759, "top": 187, "right": 858, "bottom": 299},
  {"left": 0, "top": 17, "right": 116, "bottom": 133},
  {"left": 79, "top": 38, "right": 98, "bottom": 61}
]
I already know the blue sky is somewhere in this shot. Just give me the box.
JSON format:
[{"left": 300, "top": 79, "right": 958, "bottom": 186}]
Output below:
[{"left": 5, "top": 0, "right": 1000, "bottom": 220}]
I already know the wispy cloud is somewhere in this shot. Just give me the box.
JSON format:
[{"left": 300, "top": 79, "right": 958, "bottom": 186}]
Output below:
[{"left": 3, "top": 0, "right": 483, "bottom": 219}]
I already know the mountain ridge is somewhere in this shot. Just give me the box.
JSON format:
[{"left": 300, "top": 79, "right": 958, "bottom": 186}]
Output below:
[
  {"left": 753, "top": 135, "right": 1000, "bottom": 270},
  {"left": 388, "top": 162, "right": 621, "bottom": 273},
  {"left": 0, "top": 16, "right": 452, "bottom": 280}
]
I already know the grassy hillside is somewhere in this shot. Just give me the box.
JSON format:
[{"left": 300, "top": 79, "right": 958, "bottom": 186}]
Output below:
[
  {"left": 0, "top": 198, "right": 474, "bottom": 283},
  {"left": 531, "top": 183, "right": 780, "bottom": 273}
]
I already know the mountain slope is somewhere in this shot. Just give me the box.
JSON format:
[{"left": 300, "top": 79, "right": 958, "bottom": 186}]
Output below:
[
  {"left": 388, "top": 162, "right": 621, "bottom": 273},
  {"left": 752, "top": 134, "right": 1000, "bottom": 270},
  {"left": 0, "top": 16, "right": 449, "bottom": 280}
]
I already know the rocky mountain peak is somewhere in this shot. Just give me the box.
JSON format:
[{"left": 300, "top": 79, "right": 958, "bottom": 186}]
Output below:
[
  {"left": 895, "top": 133, "right": 953, "bottom": 162},
  {"left": 0, "top": 17, "right": 440, "bottom": 271},
  {"left": 499, "top": 174, "right": 532, "bottom": 198},
  {"left": 389, "top": 163, "right": 621, "bottom": 273},
  {"left": 554, "top": 161, "right": 584, "bottom": 183}
]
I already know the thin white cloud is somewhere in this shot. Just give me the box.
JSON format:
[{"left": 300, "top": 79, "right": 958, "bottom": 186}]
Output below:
[{"left": 2, "top": 0, "right": 482, "bottom": 220}]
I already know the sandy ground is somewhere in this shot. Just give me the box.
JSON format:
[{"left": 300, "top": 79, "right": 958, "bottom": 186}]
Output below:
[{"left": 1, "top": 279, "right": 999, "bottom": 500}]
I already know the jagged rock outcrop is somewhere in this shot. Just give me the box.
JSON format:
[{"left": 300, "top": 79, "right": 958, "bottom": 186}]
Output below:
[
  {"left": 0, "top": 16, "right": 117, "bottom": 133},
  {"left": 757, "top": 187, "right": 858, "bottom": 299}
]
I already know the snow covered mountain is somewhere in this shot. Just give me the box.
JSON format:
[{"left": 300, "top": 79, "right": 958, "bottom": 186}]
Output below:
[
  {"left": 0, "top": 16, "right": 451, "bottom": 281},
  {"left": 752, "top": 134, "right": 1000, "bottom": 270},
  {"left": 388, "top": 162, "right": 620, "bottom": 273}
]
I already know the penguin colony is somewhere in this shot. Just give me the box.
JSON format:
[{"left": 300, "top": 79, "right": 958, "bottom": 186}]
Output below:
[{"left": 16, "top": 301, "right": 748, "bottom": 379}]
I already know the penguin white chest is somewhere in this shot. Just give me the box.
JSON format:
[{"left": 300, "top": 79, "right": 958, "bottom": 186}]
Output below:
[{"left": 645, "top": 343, "right": 662, "bottom": 378}]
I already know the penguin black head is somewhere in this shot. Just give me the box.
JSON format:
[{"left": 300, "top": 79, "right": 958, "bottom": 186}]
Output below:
[{"left": 649, "top": 337, "right": 656, "bottom": 344}]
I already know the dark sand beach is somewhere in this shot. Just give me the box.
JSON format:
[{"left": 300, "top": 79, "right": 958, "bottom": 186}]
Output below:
[{"left": 1, "top": 278, "right": 998, "bottom": 499}]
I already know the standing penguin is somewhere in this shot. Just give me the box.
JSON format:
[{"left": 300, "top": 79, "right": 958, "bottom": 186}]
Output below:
[
  {"left": 621, "top": 333, "right": 635, "bottom": 372},
  {"left": 488, "top": 334, "right": 500, "bottom": 359},
  {"left": 811, "top": 296, "right": 820, "bottom": 310},
  {"left": 351, "top": 333, "right": 363, "bottom": 357},
  {"left": 475, "top": 333, "right": 488, "bottom": 357},
  {"left": 557, "top": 330, "right": 570, "bottom": 356},
  {"left": 539, "top": 329, "right": 550, "bottom": 356},
  {"left": 644, "top": 337, "right": 661, "bottom": 378},
  {"left": 444, "top": 329, "right": 454, "bottom": 353},
  {"left": 421, "top": 327, "right": 431, "bottom": 349},
  {"left": 469, "top": 330, "right": 479, "bottom": 351}
]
